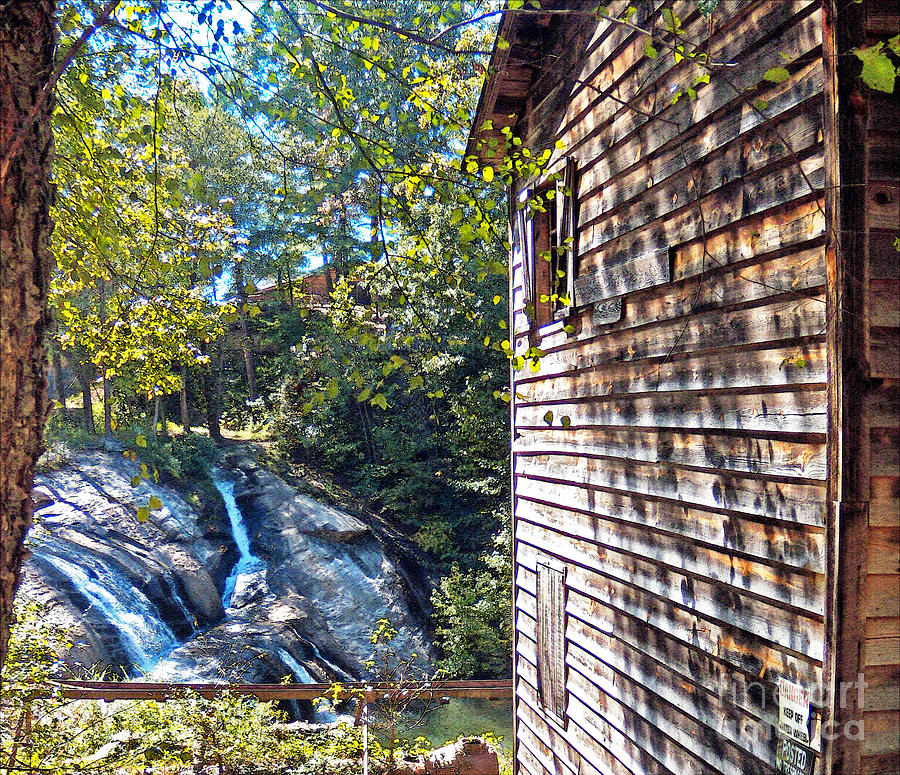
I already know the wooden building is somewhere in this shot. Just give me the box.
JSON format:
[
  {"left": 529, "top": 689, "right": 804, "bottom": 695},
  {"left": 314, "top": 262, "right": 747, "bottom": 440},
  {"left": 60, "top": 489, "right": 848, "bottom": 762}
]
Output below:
[{"left": 468, "top": 1, "right": 899, "bottom": 773}]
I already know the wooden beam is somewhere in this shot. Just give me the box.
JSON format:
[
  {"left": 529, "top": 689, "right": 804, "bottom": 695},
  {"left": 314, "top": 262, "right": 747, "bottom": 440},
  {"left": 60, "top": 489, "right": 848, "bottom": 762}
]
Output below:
[
  {"left": 31, "top": 679, "right": 513, "bottom": 703},
  {"left": 822, "top": 0, "right": 871, "bottom": 773}
]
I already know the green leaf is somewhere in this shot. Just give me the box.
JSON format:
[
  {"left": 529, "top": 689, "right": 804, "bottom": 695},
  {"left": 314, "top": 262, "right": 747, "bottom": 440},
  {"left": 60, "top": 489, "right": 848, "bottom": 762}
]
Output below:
[
  {"left": 752, "top": 98, "right": 769, "bottom": 111},
  {"left": 136, "top": 507, "right": 150, "bottom": 523},
  {"left": 135, "top": 435, "right": 147, "bottom": 448},
  {"left": 357, "top": 387, "right": 371, "bottom": 402},
  {"left": 148, "top": 496, "right": 163, "bottom": 510},
  {"left": 371, "top": 392, "right": 388, "bottom": 410},
  {"left": 560, "top": 416, "right": 571, "bottom": 429},
  {"left": 644, "top": 39, "right": 658, "bottom": 59},
  {"left": 697, "top": 0, "right": 719, "bottom": 17},
  {"left": 410, "top": 374, "right": 424, "bottom": 389},
  {"left": 888, "top": 34, "right": 900, "bottom": 58},
  {"left": 130, "top": 475, "right": 141, "bottom": 488},
  {"left": 542, "top": 410, "right": 554, "bottom": 426},
  {"left": 854, "top": 43, "right": 897, "bottom": 93},
  {"left": 763, "top": 67, "right": 791, "bottom": 84},
  {"left": 482, "top": 166, "right": 494, "bottom": 183}
]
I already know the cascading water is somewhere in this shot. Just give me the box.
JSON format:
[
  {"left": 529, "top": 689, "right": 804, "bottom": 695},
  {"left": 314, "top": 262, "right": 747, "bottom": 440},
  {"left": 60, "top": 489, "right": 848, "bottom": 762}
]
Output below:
[
  {"left": 277, "top": 648, "right": 352, "bottom": 724},
  {"left": 31, "top": 544, "right": 179, "bottom": 674},
  {"left": 277, "top": 647, "right": 316, "bottom": 683},
  {"left": 210, "top": 478, "right": 340, "bottom": 719},
  {"left": 212, "top": 468, "right": 267, "bottom": 609}
]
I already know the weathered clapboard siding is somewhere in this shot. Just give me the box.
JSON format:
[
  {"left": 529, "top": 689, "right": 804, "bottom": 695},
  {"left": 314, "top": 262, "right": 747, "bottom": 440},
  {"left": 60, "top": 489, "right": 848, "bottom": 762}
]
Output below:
[
  {"left": 861, "top": 6, "right": 900, "bottom": 774},
  {"left": 469, "top": 1, "right": 899, "bottom": 773}
]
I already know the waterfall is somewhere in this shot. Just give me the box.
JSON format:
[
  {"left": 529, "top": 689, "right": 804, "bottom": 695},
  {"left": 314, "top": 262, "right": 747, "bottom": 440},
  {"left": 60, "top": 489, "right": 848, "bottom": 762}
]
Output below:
[
  {"left": 277, "top": 647, "right": 316, "bottom": 683},
  {"left": 276, "top": 647, "right": 351, "bottom": 724},
  {"left": 32, "top": 546, "right": 178, "bottom": 674},
  {"left": 212, "top": 469, "right": 267, "bottom": 609}
]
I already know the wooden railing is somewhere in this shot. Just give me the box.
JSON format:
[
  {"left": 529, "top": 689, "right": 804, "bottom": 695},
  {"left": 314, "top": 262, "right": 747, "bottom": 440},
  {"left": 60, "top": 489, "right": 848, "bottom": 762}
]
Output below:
[{"left": 34, "top": 678, "right": 513, "bottom": 702}]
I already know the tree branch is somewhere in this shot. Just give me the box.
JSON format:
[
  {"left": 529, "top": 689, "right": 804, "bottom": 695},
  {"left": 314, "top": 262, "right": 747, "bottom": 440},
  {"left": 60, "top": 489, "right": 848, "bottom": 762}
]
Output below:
[{"left": 0, "top": 0, "right": 121, "bottom": 180}]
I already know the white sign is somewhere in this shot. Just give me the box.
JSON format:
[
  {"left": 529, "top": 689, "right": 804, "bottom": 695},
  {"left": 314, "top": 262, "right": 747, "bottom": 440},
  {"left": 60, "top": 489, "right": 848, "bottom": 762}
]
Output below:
[{"left": 778, "top": 677, "right": 812, "bottom": 746}]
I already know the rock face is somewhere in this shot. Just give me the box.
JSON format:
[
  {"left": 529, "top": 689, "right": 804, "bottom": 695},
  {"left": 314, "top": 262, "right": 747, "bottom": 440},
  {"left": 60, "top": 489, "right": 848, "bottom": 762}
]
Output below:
[
  {"left": 18, "top": 448, "right": 435, "bottom": 692},
  {"left": 226, "top": 453, "right": 435, "bottom": 678},
  {"left": 21, "top": 450, "right": 234, "bottom": 674}
]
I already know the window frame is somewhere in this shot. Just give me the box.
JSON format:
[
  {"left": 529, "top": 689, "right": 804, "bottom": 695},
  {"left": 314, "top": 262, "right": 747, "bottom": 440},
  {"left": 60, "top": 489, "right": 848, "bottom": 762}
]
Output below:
[{"left": 516, "top": 157, "right": 579, "bottom": 331}]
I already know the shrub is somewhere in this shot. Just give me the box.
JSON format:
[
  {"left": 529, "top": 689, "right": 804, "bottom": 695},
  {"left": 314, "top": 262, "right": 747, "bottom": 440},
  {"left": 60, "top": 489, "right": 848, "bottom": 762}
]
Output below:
[{"left": 431, "top": 527, "right": 512, "bottom": 679}]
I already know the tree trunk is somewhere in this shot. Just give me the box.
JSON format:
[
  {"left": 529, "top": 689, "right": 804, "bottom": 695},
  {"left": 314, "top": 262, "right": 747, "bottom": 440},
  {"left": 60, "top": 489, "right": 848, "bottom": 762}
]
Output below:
[
  {"left": 180, "top": 367, "right": 191, "bottom": 431},
  {"left": 216, "top": 337, "right": 225, "bottom": 420},
  {"left": 202, "top": 342, "right": 222, "bottom": 441},
  {"left": 285, "top": 261, "right": 294, "bottom": 308},
  {"left": 276, "top": 265, "right": 287, "bottom": 309},
  {"left": 337, "top": 200, "right": 349, "bottom": 280},
  {"left": 150, "top": 395, "right": 159, "bottom": 441},
  {"left": 0, "top": 0, "right": 56, "bottom": 671},
  {"left": 232, "top": 260, "right": 258, "bottom": 401},
  {"left": 158, "top": 397, "right": 168, "bottom": 440},
  {"left": 78, "top": 364, "right": 95, "bottom": 434},
  {"left": 102, "top": 374, "right": 112, "bottom": 436},
  {"left": 98, "top": 280, "right": 112, "bottom": 437},
  {"left": 323, "top": 255, "right": 334, "bottom": 296},
  {"left": 239, "top": 317, "right": 257, "bottom": 401}
]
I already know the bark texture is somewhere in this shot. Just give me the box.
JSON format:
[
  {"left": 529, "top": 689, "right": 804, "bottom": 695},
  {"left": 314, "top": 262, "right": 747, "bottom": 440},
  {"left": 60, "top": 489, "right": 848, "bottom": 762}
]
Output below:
[{"left": 0, "top": 0, "right": 56, "bottom": 672}]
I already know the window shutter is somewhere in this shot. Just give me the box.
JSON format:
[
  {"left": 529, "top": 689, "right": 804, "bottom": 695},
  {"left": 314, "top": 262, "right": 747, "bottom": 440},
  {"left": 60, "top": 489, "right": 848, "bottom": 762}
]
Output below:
[
  {"left": 555, "top": 157, "right": 578, "bottom": 308},
  {"left": 536, "top": 559, "right": 567, "bottom": 722},
  {"left": 518, "top": 187, "right": 535, "bottom": 308}
]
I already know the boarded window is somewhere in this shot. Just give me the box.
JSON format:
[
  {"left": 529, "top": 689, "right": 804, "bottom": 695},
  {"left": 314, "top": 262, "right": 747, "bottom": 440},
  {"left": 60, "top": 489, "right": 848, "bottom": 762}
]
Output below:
[{"left": 536, "top": 559, "right": 567, "bottom": 722}]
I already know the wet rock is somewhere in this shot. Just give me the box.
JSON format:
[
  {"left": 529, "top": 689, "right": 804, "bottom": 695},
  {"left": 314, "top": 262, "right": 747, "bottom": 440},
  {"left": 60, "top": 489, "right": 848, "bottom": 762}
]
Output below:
[
  {"left": 228, "top": 460, "right": 435, "bottom": 678},
  {"left": 21, "top": 451, "right": 233, "bottom": 674},
  {"left": 230, "top": 568, "right": 269, "bottom": 608}
]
